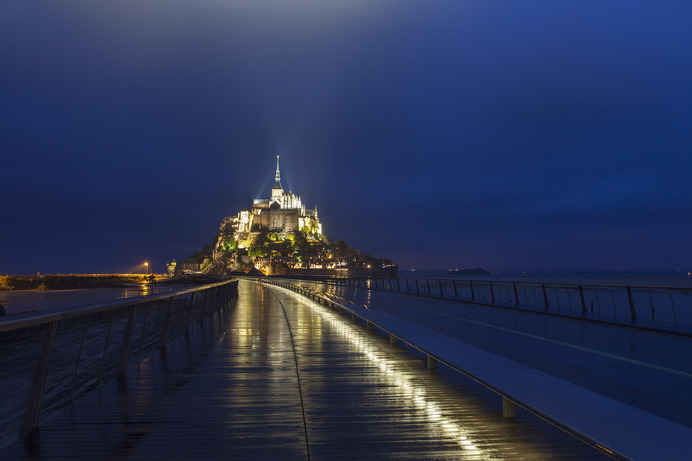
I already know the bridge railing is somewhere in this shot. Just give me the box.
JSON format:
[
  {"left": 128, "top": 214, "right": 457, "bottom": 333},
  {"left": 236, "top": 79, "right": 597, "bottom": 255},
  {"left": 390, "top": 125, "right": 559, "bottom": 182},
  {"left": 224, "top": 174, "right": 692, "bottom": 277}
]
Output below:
[
  {"left": 322, "top": 277, "right": 692, "bottom": 334},
  {"left": 262, "top": 278, "right": 692, "bottom": 459},
  {"left": 0, "top": 279, "right": 238, "bottom": 446}
]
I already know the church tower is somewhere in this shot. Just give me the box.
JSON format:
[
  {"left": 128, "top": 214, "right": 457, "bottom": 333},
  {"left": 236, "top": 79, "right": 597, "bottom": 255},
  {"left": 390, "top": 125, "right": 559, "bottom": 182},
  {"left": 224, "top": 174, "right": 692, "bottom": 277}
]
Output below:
[{"left": 271, "top": 155, "right": 283, "bottom": 204}]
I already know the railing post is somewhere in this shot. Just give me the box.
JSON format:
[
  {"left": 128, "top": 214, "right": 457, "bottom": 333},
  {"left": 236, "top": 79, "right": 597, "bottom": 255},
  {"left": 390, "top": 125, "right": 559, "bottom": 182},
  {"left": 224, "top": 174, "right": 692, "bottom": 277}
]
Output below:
[
  {"left": 185, "top": 292, "right": 196, "bottom": 331},
  {"left": 118, "top": 306, "right": 137, "bottom": 375},
  {"left": 426, "top": 279, "right": 431, "bottom": 295},
  {"left": 579, "top": 286, "right": 587, "bottom": 316},
  {"left": 513, "top": 283, "right": 519, "bottom": 306},
  {"left": 489, "top": 281, "right": 495, "bottom": 303},
  {"left": 627, "top": 286, "right": 638, "bottom": 323},
  {"left": 503, "top": 396, "right": 517, "bottom": 421},
  {"left": 20, "top": 321, "right": 58, "bottom": 435},
  {"left": 211, "top": 286, "right": 219, "bottom": 311},
  {"left": 649, "top": 293, "right": 655, "bottom": 322},
  {"left": 469, "top": 281, "right": 475, "bottom": 300},
  {"left": 71, "top": 318, "right": 89, "bottom": 401},
  {"left": 542, "top": 284, "right": 550, "bottom": 311},
  {"left": 98, "top": 317, "right": 114, "bottom": 385},
  {"left": 137, "top": 304, "right": 151, "bottom": 357},
  {"left": 220, "top": 285, "right": 227, "bottom": 308},
  {"left": 453, "top": 280, "right": 458, "bottom": 298},
  {"left": 160, "top": 297, "right": 174, "bottom": 346},
  {"left": 438, "top": 279, "right": 443, "bottom": 297},
  {"left": 427, "top": 355, "right": 436, "bottom": 369},
  {"left": 396, "top": 278, "right": 401, "bottom": 292},
  {"left": 199, "top": 290, "right": 208, "bottom": 322},
  {"left": 224, "top": 284, "right": 233, "bottom": 308}
]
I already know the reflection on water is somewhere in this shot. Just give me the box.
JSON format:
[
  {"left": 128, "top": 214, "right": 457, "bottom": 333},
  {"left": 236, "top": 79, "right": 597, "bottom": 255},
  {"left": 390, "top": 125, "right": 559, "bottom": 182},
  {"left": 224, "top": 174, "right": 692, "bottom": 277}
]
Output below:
[{"left": 0, "top": 284, "right": 194, "bottom": 316}]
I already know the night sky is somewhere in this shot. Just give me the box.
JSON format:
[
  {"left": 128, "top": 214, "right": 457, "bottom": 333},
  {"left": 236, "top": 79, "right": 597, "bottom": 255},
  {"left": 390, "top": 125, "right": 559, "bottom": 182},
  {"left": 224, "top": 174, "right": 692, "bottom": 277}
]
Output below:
[{"left": 2, "top": 1, "right": 691, "bottom": 274}]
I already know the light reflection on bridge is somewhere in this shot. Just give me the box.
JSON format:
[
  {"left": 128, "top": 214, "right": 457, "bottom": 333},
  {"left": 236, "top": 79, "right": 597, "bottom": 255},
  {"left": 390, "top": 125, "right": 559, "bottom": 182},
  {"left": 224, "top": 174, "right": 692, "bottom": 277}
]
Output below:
[{"left": 305, "top": 295, "right": 484, "bottom": 456}]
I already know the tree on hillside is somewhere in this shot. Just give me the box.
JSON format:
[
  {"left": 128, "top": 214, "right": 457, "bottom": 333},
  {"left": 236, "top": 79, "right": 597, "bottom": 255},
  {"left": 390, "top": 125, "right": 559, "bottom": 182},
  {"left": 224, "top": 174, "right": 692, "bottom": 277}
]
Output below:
[
  {"left": 189, "top": 242, "right": 215, "bottom": 261},
  {"left": 221, "top": 238, "right": 237, "bottom": 251},
  {"left": 249, "top": 228, "right": 271, "bottom": 259},
  {"left": 275, "top": 239, "right": 291, "bottom": 257},
  {"left": 292, "top": 230, "right": 309, "bottom": 254},
  {"left": 335, "top": 239, "right": 348, "bottom": 256}
]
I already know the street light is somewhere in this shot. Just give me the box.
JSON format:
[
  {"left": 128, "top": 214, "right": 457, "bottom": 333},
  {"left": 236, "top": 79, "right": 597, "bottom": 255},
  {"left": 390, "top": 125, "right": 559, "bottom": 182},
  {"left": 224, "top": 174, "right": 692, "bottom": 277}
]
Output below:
[{"left": 144, "top": 262, "right": 149, "bottom": 275}]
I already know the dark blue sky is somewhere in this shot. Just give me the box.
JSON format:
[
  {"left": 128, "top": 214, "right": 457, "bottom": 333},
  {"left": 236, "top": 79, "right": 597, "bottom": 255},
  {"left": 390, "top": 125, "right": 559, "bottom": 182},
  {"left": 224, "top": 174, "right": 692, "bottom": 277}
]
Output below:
[{"left": 2, "top": 1, "right": 691, "bottom": 274}]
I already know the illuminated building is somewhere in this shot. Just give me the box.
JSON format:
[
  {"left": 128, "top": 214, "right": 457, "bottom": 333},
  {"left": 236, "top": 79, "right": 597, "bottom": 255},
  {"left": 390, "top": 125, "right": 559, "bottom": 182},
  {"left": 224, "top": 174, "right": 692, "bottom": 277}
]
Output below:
[
  {"left": 206, "top": 156, "right": 395, "bottom": 277},
  {"left": 232, "top": 156, "right": 322, "bottom": 242}
]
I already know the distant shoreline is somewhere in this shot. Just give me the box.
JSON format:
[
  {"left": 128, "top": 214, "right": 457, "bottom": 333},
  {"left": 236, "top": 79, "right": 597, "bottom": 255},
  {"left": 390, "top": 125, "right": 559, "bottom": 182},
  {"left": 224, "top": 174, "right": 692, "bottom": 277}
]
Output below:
[{"left": 0, "top": 274, "right": 159, "bottom": 292}]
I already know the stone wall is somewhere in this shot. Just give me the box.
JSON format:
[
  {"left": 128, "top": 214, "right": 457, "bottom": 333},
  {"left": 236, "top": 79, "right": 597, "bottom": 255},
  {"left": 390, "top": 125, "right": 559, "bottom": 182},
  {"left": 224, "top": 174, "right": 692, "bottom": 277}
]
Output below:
[{"left": 257, "top": 209, "right": 300, "bottom": 232}]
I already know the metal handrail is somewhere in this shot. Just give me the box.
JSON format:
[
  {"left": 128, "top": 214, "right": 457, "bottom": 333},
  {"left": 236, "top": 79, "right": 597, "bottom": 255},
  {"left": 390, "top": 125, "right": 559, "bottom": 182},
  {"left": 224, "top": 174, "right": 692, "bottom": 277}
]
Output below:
[
  {"left": 280, "top": 276, "right": 692, "bottom": 335},
  {"left": 0, "top": 280, "right": 233, "bottom": 332},
  {"left": 0, "top": 279, "right": 238, "bottom": 447},
  {"left": 394, "top": 276, "right": 692, "bottom": 290}
]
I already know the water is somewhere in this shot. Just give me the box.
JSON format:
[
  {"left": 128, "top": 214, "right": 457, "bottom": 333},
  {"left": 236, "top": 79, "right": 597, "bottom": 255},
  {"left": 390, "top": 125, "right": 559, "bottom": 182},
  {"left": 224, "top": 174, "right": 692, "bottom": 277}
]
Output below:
[{"left": 0, "top": 284, "right": 195, "bottom": 316}]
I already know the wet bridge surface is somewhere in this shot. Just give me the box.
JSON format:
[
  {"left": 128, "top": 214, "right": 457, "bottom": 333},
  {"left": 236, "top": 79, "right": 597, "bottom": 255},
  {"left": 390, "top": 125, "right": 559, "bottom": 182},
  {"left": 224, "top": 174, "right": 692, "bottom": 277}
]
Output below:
[
  {"left": 1, "top": 280, "right": 611, "bottom": 460},
  {"left": 295, "top": 279, "right": 692, "bottom": 430}
]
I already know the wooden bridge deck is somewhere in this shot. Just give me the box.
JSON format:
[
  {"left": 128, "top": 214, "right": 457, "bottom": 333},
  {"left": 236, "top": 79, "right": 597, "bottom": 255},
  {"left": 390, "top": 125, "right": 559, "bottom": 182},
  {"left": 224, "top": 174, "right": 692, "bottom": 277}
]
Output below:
[{"left": 1, "top": 280, "right": 609, "bottom": 460}]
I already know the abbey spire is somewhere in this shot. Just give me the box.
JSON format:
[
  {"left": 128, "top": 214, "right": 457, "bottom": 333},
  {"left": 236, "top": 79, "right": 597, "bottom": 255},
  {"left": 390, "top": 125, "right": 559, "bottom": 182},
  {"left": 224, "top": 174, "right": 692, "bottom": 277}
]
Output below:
[
  {"left": 271, "top": 155, "right": 285, "bottom": 204},
  {"left": 273, "top": 155, "right": 282, "bottom": 190}
]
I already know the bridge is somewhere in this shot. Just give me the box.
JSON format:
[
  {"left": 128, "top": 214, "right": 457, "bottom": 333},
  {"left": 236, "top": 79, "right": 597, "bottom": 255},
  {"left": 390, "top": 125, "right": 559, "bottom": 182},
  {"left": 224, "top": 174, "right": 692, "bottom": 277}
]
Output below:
[{"left": 0, "top": 277, "right": 690, "bottom": 459}]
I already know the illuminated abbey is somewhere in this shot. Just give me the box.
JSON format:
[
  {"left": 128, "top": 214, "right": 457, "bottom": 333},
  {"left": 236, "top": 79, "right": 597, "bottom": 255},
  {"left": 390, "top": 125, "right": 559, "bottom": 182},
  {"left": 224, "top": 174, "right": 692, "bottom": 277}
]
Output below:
[
  {"left": 209, "top": 156, "right": 326, "bottom": 274},
  {"left": 196, "top": 156, "right": 395, "bottom": 277},
  {"left": 233, "top": 156, "right": 322, "bottom": 239}
]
